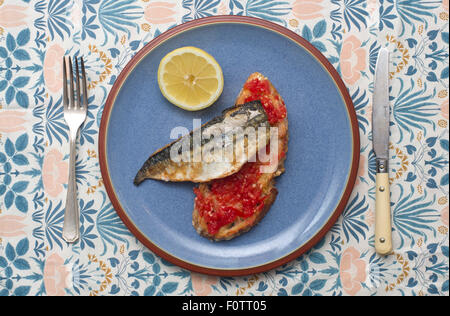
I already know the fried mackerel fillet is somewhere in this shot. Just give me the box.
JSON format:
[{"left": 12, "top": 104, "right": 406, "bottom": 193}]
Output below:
[
  {"left": 134, "top": 101, "right": 270, "bottom": 184},
  {"left": 192, "top": 73, "right": 288, "bottom": 241}
]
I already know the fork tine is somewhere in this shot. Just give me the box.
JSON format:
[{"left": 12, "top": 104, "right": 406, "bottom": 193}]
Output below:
[
  {"left": 68, "top": 56, "right": 74, "bottom": 109},
  {"left": 80, "top": 57, "right": 88, "bottom": 112},
  {"left": 75, "top": 57, "right": 81, "bottom": 109},
  {"left": 62, "top": 57, "right": 68, "bottom": 109}
]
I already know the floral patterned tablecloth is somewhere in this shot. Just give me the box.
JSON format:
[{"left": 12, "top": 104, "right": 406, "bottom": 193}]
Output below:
[{"left": 0, "top": 0, "right": 448, "bottom": 296}]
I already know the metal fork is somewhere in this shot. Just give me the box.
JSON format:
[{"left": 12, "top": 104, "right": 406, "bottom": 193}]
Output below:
[{"left": 62, "top": 56, "right": 88, "bottom": 243}]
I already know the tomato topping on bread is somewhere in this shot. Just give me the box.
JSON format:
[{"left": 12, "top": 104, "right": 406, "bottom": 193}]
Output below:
[{"left": 193, "top": 73, "right": 288, "bottom": 240}]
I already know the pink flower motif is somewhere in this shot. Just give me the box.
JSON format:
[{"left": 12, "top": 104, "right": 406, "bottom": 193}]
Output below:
[
  {"left": 144, "top": 2, "right": 176, "bottom": 25},
  {"left": 366, "top": 209, "right": 375, "bottom": 227},
  {"left": 367, "top": 0, "right": 378, "bottom": 15},
  {"left": 71, "top": 1, "right": 82, "bottom": 29},
  {"left": 365, "top": 103, "right": 373, "bottom": 122},
  {"left": 0, "top": 110, "right": 27, "bottom": 133},
  {"left": 441, "top": 206, "right": 449, "bottom": 227},
  {"left": 443, "top": 0, "right": 449, "bottom": 12},
  {"left": 292, "top": 0, "right": 325, "bottom": 20},
  {"left": 43, "top": 253, "right": 70, "bottom": 296},
  {"left": 42, "top": 148, "right": 68, "bottom": 198},
  {"left": 0, "top": 5, "right": 28, "bottom": 27},
  {"left": 0, "top": 215, "right": 27, "bottom": 237},
  {"left": 355, "top": 155, "right": 366, "bottom": 185},
  {"left": 217, "top": 2, "right": 228, "bottom": 15},
  {"left": 43, "top": 44, "right": 65, "bottom": 93},
  {"left": 339, "top": 247, "right": 367, "bottom": 296},
  {"left": 191, "top": 273, "right": 219, "bottom": 296},
  {"left": 340, "top": 35, "right": 367, "bottom": 86},
  {"left": 441, "top": 99, "right": 448, "bottom": 120}
]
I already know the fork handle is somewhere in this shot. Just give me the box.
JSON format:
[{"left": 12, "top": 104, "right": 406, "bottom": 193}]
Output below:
[{"left": 62, "top": 137, "right": 80, "bottom": 243}]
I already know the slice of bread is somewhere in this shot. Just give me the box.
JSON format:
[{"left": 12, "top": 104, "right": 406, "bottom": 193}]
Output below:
[{"left": 192, "top": 73, "right": 288, "bottom": 241}]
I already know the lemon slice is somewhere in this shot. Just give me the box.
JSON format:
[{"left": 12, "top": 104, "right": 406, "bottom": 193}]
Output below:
[{"left": 157, "top": 46, "right": 224, "bottom": 111}]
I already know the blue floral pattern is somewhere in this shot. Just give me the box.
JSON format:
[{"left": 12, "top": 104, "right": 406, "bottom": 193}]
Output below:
[{"left": 0, "top": 0, "right": 448, "bottom": 296}]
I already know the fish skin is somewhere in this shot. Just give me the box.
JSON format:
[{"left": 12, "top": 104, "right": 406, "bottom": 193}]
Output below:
[{"left": 134, "top": 101, "right": 270, "bottom": 185}]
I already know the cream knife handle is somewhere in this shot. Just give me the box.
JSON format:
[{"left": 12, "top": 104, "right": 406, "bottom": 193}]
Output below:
[{"left": 375, "top": 159, "right": 392, "bottom": 255}]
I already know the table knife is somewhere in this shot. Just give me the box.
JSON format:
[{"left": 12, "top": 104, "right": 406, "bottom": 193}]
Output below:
[{"left": 372, "top": 48, "right": 393, "bottom": 255}]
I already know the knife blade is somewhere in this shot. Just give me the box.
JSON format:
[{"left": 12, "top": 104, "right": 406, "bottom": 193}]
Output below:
[{"left": 372, "top": 48, "right": 393, "bottom": 255}]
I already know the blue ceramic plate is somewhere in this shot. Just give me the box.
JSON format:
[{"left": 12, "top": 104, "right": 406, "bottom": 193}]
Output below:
[{"left": 99, "top": 16, "right": 359, "bottom": 276}]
